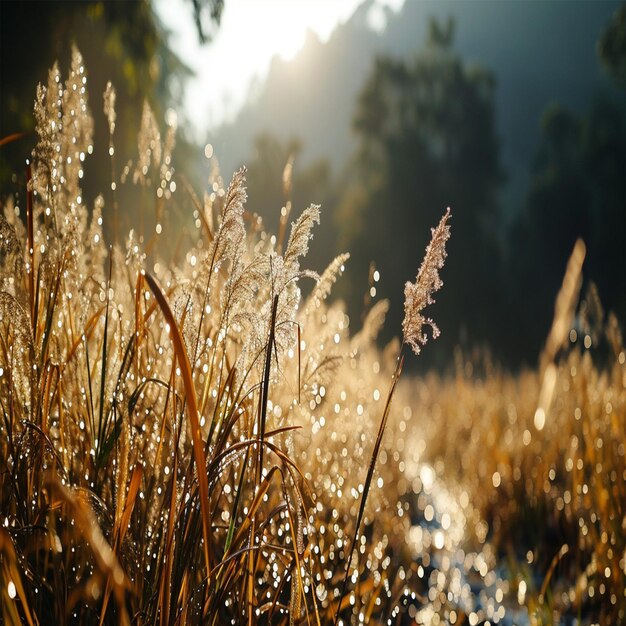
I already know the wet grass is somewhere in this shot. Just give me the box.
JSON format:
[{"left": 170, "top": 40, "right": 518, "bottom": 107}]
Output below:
[{"left": 0, "top": 50, "right": 624, "bottom": 625}]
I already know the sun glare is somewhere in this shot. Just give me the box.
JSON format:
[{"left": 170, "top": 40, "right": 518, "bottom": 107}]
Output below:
[
  {"left": 252, "top": 1, "right": 349, "bottom": 62},
  {"left": 154, "top": 0, "right": 403, "bottom": 131}
]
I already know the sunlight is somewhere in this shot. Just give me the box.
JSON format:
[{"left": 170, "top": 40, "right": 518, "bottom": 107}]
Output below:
[
  {"left": 2, "top": 2, "right": 622, "bottom": 623},
  {"left": 248, "top": 1, "right": 349, "bottom": 62},
  {"left": 154, "top": 0, "right": 403, "bottom": 131}
]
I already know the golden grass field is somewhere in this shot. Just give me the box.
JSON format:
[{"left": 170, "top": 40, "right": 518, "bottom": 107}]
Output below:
[{"left": 0, "top": 49, "right": 623, "bottom": 626}]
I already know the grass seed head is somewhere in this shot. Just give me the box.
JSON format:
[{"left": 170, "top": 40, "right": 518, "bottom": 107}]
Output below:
[{"left": 402, "top": 207, "right": 451, "bottom": 355}]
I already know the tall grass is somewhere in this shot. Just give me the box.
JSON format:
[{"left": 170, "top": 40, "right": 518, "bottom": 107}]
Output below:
[
  {"left": 413, "top": 279, "right": 625, "bottom": 624},
  {"left": 0, "top": 49, "right": 446, "bottom": 625},
  {"left": 0, "top": 50, "right": 623, "bottom": 626}
]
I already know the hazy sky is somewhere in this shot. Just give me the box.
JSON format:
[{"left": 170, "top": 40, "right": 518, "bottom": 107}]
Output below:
[{"left": 154, "top": 0, "right": 403, "bottom": 134}]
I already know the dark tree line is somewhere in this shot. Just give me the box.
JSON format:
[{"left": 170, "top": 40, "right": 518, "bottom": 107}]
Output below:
[{"left": 334, "top": 19, "right": 505, "bottom": 367}]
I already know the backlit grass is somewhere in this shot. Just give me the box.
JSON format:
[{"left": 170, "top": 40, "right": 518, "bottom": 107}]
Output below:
[{"left": 0, "top": 49, "right": 623, "bottom": 626}]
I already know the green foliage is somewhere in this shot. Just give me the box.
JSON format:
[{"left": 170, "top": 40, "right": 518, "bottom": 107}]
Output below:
[
  {"left": 0, "top": 0, "right": 217, "bottom": 213},
  {"left": 0, "top": 2, "right": 156, "bottom": 160}
]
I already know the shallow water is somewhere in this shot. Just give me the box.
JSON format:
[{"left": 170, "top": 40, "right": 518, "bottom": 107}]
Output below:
[{"left": 404, "top": 462, "right": 531, "bottom": 626}]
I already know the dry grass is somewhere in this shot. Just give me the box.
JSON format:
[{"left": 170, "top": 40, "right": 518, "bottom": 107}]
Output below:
[
  {"left": 407, "top": 300, "right": 625, "bottom": 624},
  {"left": 0, "top": 50, "right": 623, "bottom": 626}
]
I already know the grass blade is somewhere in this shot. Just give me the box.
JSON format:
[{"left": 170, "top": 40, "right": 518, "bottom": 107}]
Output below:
[
  {"left": 0, "top": 528, "right": 37, "bottom": 626},
  {"left": 334, "top": 350, "right": 404, "bottom": 625},
  {"left": 258, "top": 294, "right": 279, "bottom": 484},
  {"left": 143, "top": 271, "right": 213, "bottom": 582}
]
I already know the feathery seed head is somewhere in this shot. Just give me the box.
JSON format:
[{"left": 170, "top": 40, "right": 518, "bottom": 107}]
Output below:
[
  {"left": 134, "top": 101, "right": 161, "bottom": 184},
  {"left": 402, "top": 208, "right": 451, "bottom": 355}
]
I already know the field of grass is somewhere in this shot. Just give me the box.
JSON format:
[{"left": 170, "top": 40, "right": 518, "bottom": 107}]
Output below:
[{"left": 0, "top": 49, "right": 623, "bottom": 626}]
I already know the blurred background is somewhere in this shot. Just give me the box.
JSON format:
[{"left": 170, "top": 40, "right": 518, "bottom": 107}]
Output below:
[{"left": 1, "top": 0, "right": 624, "bottom": 370}]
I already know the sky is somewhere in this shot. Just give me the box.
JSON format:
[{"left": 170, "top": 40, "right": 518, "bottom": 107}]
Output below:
[{"left": 154, "top": 0, "right": 403, "bottom": 134}]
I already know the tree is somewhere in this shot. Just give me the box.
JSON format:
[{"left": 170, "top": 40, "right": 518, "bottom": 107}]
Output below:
[
  {"left": 508, "top": 5, "right": 626, "bottom": 365},
  {"left": 187, "top": 0, "right": 224, "bottom": 43},
  {"left": 509, "top": 94, "right": 625, "bottom": 363},
  {"left": 598, "top": 2, "right": 626, "bottom": 88},
  {"left": 336, "top": 18, "right": 504, "bottom": 366}
]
